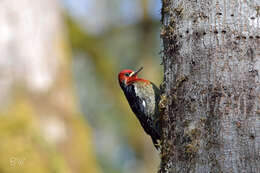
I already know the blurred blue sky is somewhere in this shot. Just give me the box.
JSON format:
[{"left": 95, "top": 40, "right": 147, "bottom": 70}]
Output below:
[{"left": 61, "top": 0, "right": 161, "bottom": 34}]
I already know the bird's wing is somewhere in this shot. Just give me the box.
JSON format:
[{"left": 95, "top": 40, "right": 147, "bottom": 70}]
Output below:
[{"left": 124, "top": 82, "right": 161, "bottom": 144}]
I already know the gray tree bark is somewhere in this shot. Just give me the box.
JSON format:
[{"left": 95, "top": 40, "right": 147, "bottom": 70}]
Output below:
[{"left": 159, "top": 0, "right": 260, "bottom": 172}]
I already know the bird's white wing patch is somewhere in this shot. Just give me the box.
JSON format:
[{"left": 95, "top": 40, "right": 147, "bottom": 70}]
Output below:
[{"left": 142, "top": 100, "right": 146, "bottom": 108}]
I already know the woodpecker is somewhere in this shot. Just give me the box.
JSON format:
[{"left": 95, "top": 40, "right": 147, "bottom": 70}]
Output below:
[{"left": 118, "top": 67, "right": 161, "bottom": 150}]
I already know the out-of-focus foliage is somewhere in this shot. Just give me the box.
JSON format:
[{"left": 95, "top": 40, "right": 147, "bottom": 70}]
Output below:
[
  {"left": 0, "top": 0, "right": 163, "bottom": 172},
  {"left": 0, "top": 96, "right": 101, "bottom": 173},
  {"left": 0, "top": 98, "right": 69, "bottom": 173},
  {"left": 0, "top": 0, "right": 101, "bottom": 172}
]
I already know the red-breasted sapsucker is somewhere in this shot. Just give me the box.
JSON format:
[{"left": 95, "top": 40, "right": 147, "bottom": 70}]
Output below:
[{"left": 118, "top": 67, "right": 161, "bottom": 149}]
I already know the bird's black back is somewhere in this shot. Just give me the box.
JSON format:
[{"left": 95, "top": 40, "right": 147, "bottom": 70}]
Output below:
[{"left": 121, "top": 82, "right": 161, "bottom": 149}]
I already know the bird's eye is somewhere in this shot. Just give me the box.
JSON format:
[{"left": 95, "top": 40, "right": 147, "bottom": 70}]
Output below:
[{"left": 125, "top": 73, "right": 130, "bottom": 77}]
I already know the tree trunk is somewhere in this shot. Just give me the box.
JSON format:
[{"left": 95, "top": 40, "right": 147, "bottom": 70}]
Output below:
[{"left": 160, "top": 0, "right": 260, "bottom": 172}]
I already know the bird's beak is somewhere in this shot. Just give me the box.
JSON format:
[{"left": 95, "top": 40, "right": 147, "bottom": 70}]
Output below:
[{"left": 130, "top": 67, "right": 143, "bottom": 77}]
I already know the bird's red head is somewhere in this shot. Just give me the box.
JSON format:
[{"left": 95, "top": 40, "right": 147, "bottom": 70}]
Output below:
[{"left": 118, "top": 67, "right": 143, "bottom": 87}]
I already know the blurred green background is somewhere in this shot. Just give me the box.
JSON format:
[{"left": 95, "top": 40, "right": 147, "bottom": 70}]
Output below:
[{"left": 0, "top": 0, "right": 162, "bottom": 172}]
